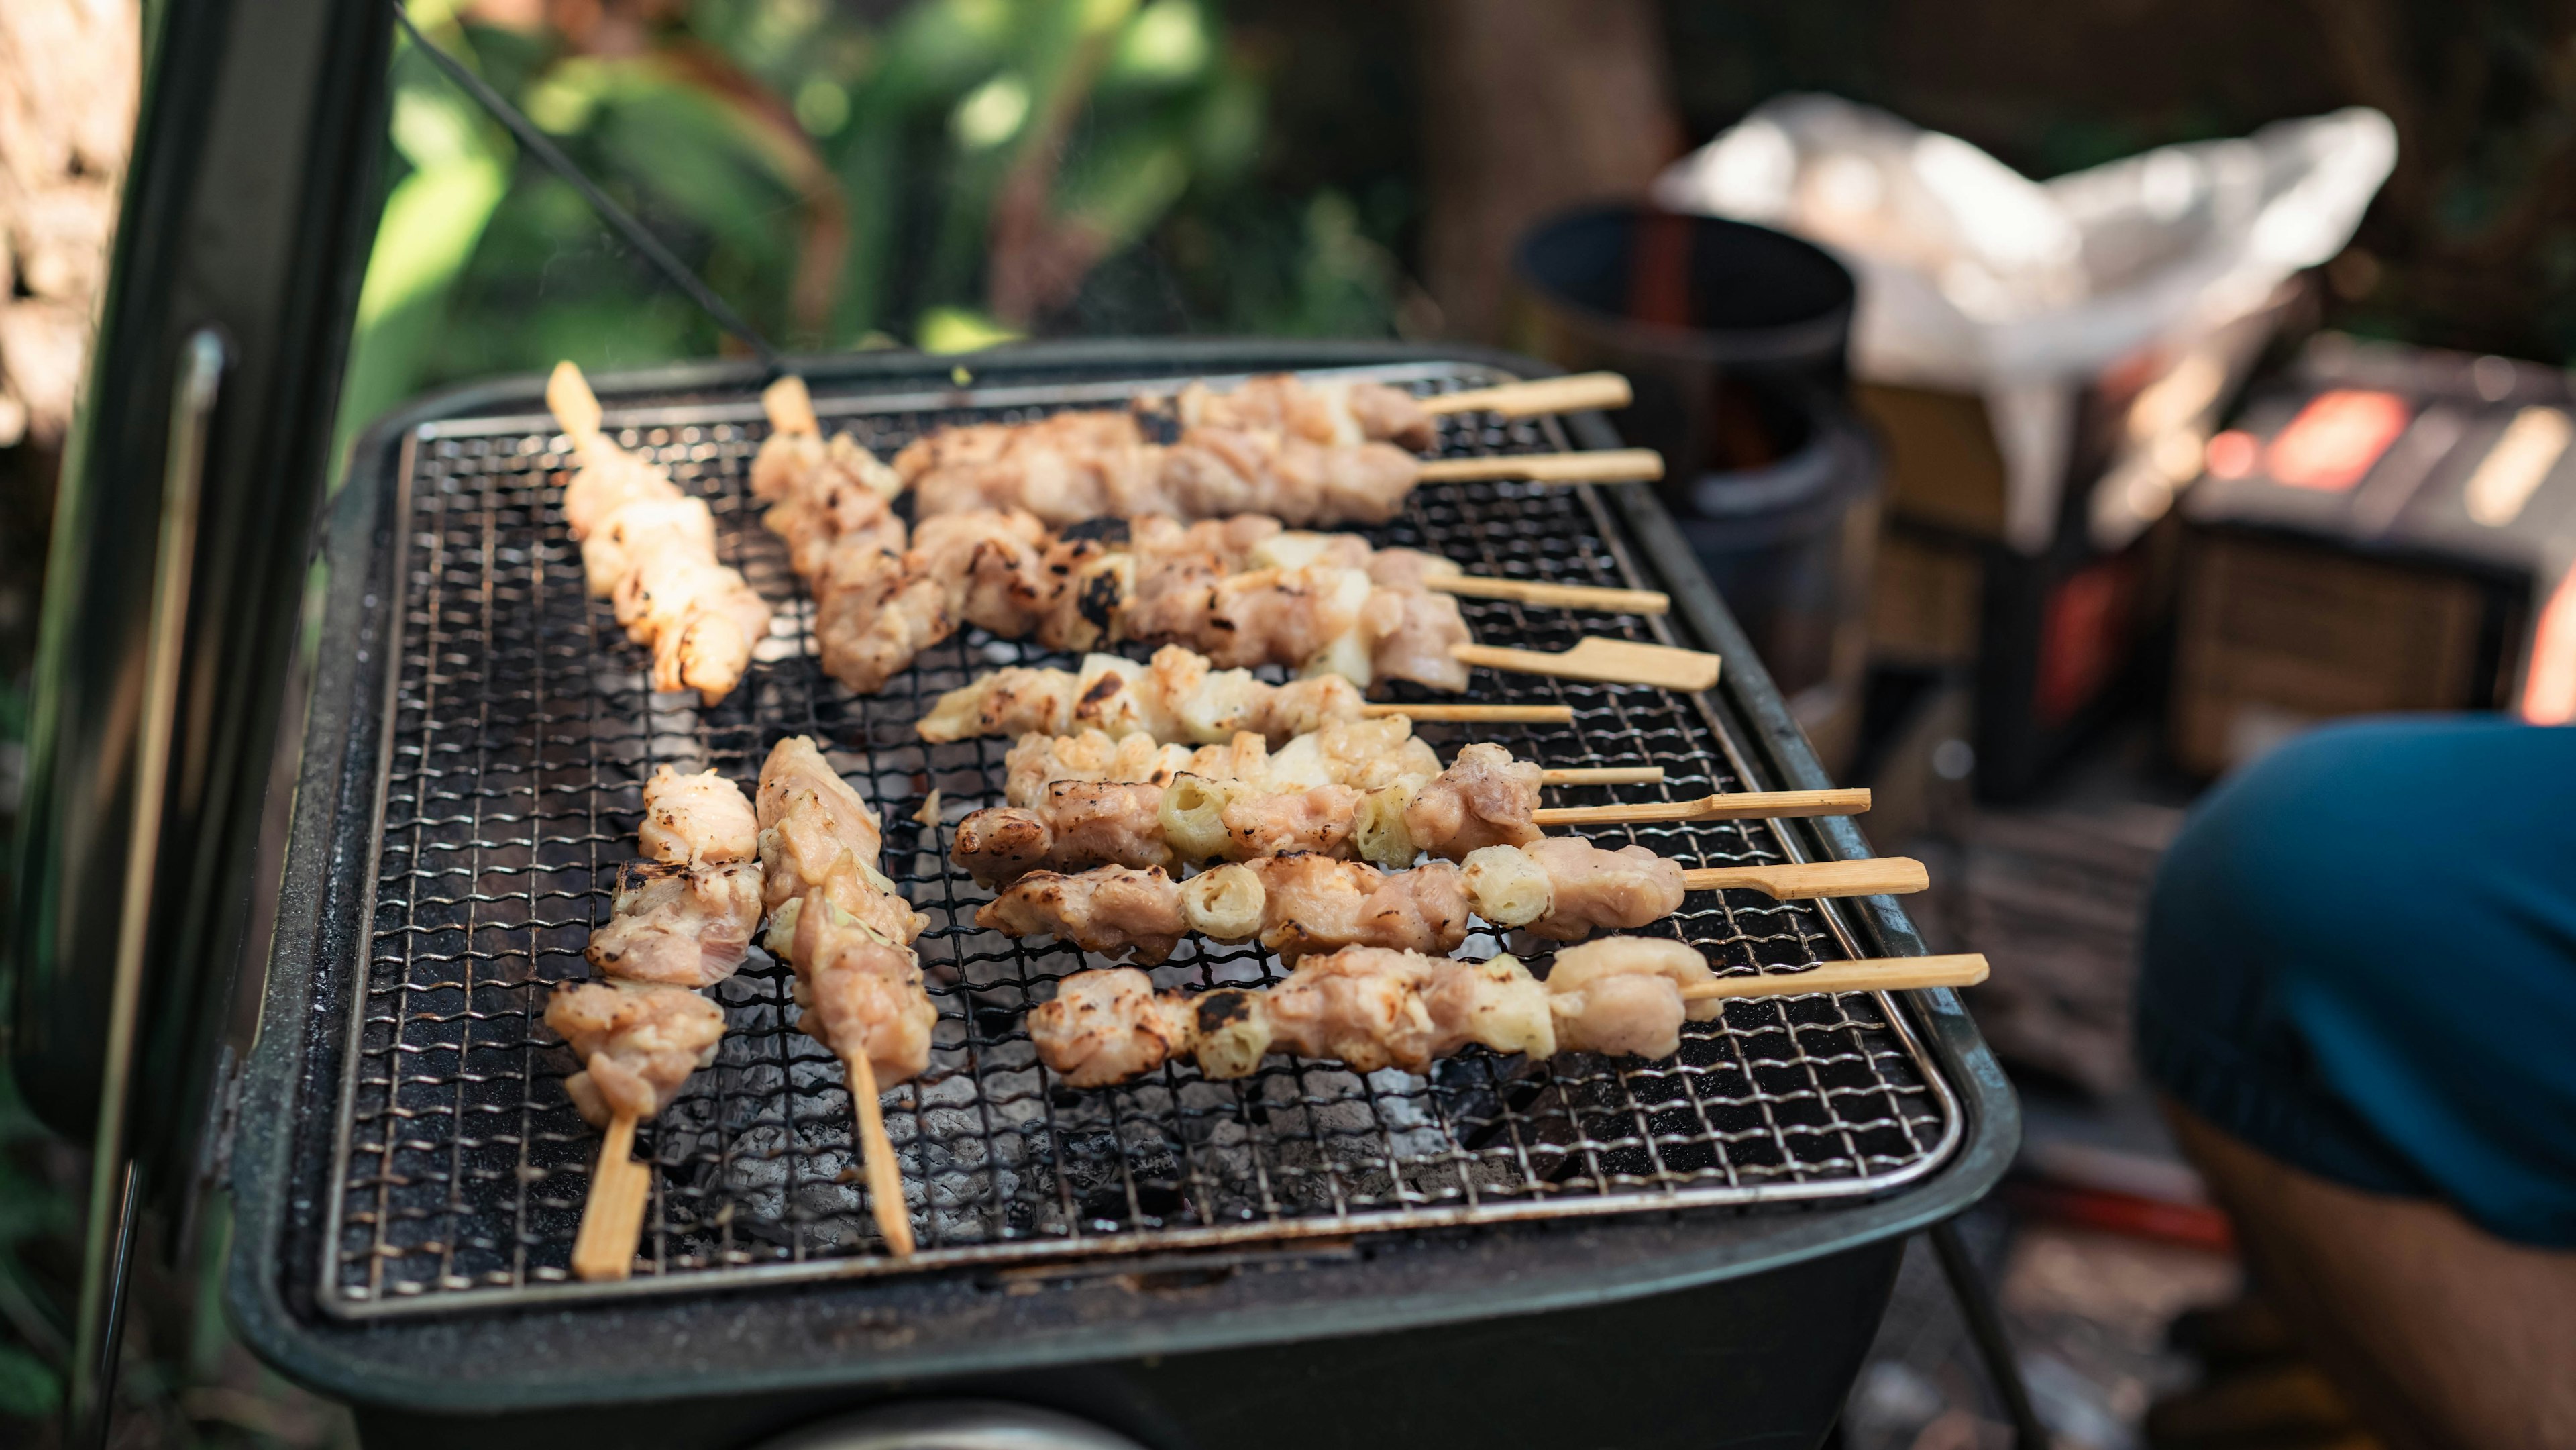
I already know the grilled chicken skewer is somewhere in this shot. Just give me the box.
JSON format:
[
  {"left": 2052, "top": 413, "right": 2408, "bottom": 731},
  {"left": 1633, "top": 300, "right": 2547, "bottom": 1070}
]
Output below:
[
  {"left": 919, "top": 643, "right": 1574, "bottom": 748},
  {"left": 1028, "top": 939, "right": 1990, "bottom": 1088},
  {"left": 982, "top": 834, "right": 1684, "bottom": 964},
  {"left": 547, "top": 363, "right": 773, "bottom": 704},
  {"left": 753, "top": 735, "right": 931, "bottom": 1255},
  {"left": 953, "top": 741, "right": 1552, "bottom": 886},
  {"left": 755, "top": 380, "right": 1663, "bottom": 695},
  {"left": 894, "top": 372, "right": 1661, "bottom": 529},
  {"left": 998, "top": 717, "right": 1656, "bottom": 809},
  {"left": 550, "top": 765, "right": 763, "bottom": 1281}
]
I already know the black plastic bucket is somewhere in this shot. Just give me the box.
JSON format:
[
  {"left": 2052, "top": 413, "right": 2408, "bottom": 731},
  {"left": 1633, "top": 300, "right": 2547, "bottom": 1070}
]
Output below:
[
  {"left": 1511, "top": 205, "right": 1855, "bottom": 480},
  {"left": 1513, "top": 206, "right": 1876, "bottom": 765}
]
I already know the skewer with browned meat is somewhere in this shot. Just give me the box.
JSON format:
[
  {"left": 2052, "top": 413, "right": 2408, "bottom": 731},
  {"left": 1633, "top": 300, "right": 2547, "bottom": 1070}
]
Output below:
[
  {"left": 978, "top": 834, "right": 1685, "bottom": 964},
  {"left": 548, "top": 763, "right": 764, "bottom": 1280},
  {"left": 894, "top": 372, "right": 1659, "bottom": 529},
  {"left": 1024, "top": 939, "right": 1725, "bottom": 1087},
  {"left": 753, "top": 735, "right": 931, "bottom": 1255},
  {"left": 916, "top": 644, "right": 1366, "bottom": 747},
  {"left": 1164, "top": 373, "right": 1439, "bottom": 451},
  {"left": 998, "top": 716, "right": 1437, "bottom": 807},
  {"left": 547, "top": 363, "right": 773, "bottom": 705},
  {"left": 749, "top": 374, "right": 907, "bottom": 581},
  {"left": 1029, "top": 936, "right": 1988, "bottom": 1088},
  {"left": 578, "top": 766, "right": 767, "bottom": 990},
  {"left": 950, "top": 741, "right": 1544, "bottom": 885},
  {"left": 753, "top": 379, "right": 1470, "bottom": 694}
]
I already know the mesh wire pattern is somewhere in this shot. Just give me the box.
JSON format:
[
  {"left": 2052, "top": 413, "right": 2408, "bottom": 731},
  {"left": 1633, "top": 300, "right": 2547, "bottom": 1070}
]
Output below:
[{"left": 323, "top": 362, "right": 1960, "bottom": 1316}]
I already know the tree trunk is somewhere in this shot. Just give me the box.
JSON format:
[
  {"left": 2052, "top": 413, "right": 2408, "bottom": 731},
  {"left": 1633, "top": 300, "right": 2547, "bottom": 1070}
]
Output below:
[{"left": 1410, "top": 0, "right": 1679, "bottom": 341}]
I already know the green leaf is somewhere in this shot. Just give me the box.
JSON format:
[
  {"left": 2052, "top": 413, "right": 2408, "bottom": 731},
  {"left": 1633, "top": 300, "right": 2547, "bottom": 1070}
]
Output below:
[{"left": 0, "top": 1343, "right": 60, "bottom": 1420}]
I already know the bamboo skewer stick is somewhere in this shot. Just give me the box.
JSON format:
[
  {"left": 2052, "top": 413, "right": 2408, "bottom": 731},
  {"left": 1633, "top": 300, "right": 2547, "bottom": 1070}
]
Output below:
[
  {"left": 1533, "top": 787, "right": 1870, "bottom": 827},
  {"left": 1417, "top": 372, "right": 1633, "bottom": 418},
  {"left": 1452, "top": 637, "right": 1721, "bottom": 692},
  {"left": 1413, "top": 448, "right": 1663, "bottom": 484},
  {"left": 1678, "top": 953, "right": 1988, "bottom": 1001},
  {"left": 1538, "top": 766, "right": 1662, "bottom": 786},
  {"left": 1358, "top": 703, "right": 1572, "bottom": 724},
  {"left": 841, "top": 1049, "right": 916, "bottom": 1257},
  {"left": 1424, "top": 574, "right": 1669, "bottom": 614},
  {"left": 1680, "top": 858, "right": 1929, "bottom": 900},
  {"left": 571, "top": 1110, "right": 649, "bottom": 1282},
  {"left": 763, "top": 373, "right": 820, "bottom": 436}
]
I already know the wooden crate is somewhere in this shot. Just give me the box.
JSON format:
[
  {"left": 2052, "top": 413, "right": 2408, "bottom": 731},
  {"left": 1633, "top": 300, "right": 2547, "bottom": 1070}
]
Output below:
[{"left": 2170, "top": 533, "right": 2494, "bottom": 776}]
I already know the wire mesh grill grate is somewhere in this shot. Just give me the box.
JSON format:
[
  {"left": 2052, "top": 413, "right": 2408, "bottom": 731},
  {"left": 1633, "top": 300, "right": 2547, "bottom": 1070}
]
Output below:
[{"left": 322, "top": 362, "right": 1957, "bottom": 1316}]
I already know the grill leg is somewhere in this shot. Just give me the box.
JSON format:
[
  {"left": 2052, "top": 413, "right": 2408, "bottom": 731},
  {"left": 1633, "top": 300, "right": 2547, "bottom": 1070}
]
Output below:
[{"left": 1927, "top": 1218, "right": 2049, "bottom": 1450}]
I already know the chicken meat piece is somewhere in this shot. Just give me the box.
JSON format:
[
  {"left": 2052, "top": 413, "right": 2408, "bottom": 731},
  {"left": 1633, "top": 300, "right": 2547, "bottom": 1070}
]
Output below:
[
  {"left": 1256, "top": 717, "right": 1436, "bottom": 794},
  {"left": 789, "top": 891, "right": 937, "bottom": 1088},
  {"left": 1026, "top": 967, "right": 1199, "bottom": 1088},
  {"left": 580, "top": 495, "right": 714, "bottom": 600},
  {"left": 917, "top": 645, "right": 1368, "bottom": 747},
  {"left": 753, "top": 736, "right": 926, "bottom": 949},
  {"left": 1544, "top": 937, "right": 1718, "bottom": 1061},
  {"left": 755, "top": 735, "right": 885, "bottom": 873},
  {"left": 1249, "top": 853, "right": 1470, "bottom": 962},
  {"left": 1004, "top": 729, "right": 1197, "bottom": 807},
  {"left": 977, "top": 865, "right": 1191, "bottom": 964},
  {"left": 1262, "top": 945, "right": 1550, "bottom": 1074},
  {"left": 1128, "top": 512, "right": 1289, "bottom": 572},
  {"left": 559, "top": 446, "right": 683, "bottom": 542},
  {"left": 1362, "top": 585, "right": 1472, "bottom": 691},
  {"left": 1001, "top": 716, "right": 1430, "bottom": 804},
  {"left": 582, "top": 860, "right": 764, "bottom": 988},
  {"left": 1169, "top": 374, "right": 1438, "bottom": 452},
  {"left": 918, "top": 664, "right": 1084, "bottom": 744},
  {"left": 816, "top": 556, "right": 952, "bottom": 694},
  {"left": 1157, "top": 427, "right": 1421, "bottom": 527},
  {"left": 902, "top": 410, "right": 1165, "bottom": 524},
  {"left": 1124, "top": 562, "right": 1377, "bottom": 678},
  {"left": 1218, "top": 782, "right": 1366, "bottom": 860},
  {"left": 1400, "top": 743, "right": 1544, "bottom": 857},
  {"left": 951, "top": 780, "right": 1172, "bottom": 886},
  {"left": 763, "top": 443, "right": 906, "bottom": 579},
  {"left": 548, "top": 979, "right": 727, "bottom": 1127},
  {"left": 912, "top": 507, "right": 1055, "bottom": 637},
  {"left": 1521, "top": 836, "right": 1688, "bottom": 941},
  {"left": 637, "top": 765, "right": 759, "bottom": 866},
  {"left": 1026, "top": 949, "right": 1552, "bottom": 1087},
  {"left": 612, "top": 550, "right": 773, "bottom": 700}
]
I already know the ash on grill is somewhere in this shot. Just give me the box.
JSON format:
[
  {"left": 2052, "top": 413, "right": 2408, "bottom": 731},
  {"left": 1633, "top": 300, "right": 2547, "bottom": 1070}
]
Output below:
[{"left": 325, "top": 364, "right": 1955, "bottom": 1314}]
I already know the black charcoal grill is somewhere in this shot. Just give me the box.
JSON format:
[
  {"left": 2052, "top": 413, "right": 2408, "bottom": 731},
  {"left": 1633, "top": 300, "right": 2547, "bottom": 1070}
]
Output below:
[
  {"left": 244, "top": 344, "right": 2012, "bottom": 1449},
  {"left": 11, "top": 6, "right": 2018, "bottom": 1447}
]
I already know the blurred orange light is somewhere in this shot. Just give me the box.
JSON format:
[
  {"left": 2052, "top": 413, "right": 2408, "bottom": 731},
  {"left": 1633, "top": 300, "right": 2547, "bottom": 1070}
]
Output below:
[
  {"left": 2264, "top": 389, "right": 2411, "bottom": 492},
  {"left": 2204, "top": 429, "right": 2258, "bottom": 478}
]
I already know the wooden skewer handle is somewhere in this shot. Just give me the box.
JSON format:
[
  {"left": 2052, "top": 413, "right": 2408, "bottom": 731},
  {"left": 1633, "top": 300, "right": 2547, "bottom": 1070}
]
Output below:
[
  {"left": 1427, "top": 574, "right": 1670, "bottom": 614},
  {"left": 1533, "top": 787, "right": 1870, "bottom": 826},
  {"left": 1452, "top": 637, "right": 1721, "bottom": 692},
  {"left": 546, "top": 360, "right": 603, "bottom": 444},
  {"left": 1419, "top": 372, "right": 1633, "bottom": 418},
  {"left": 1539, "top": 766, "right": 1663, "bottom": 786},
  {"left": 1360, "top": 703, "right": 1572, "bottom": 724},
  {"left": 1678, "top": 954, "right": 1989, "bottom": 1000},
  {"left": 570, "top": 1110, "right": 647, "bottom": 1282},
  {"left": 1680, "top": 857, "right": 1929, "bottom": 899},
  {"left": 1413, "top": 448, "right": 1664, "bottom": 484},
  {"left": 763, "top": 374, "right": 820, "bottom": 436},
  {"left": 844, "top": 1050, "right": 916, "bottom": 1257}
]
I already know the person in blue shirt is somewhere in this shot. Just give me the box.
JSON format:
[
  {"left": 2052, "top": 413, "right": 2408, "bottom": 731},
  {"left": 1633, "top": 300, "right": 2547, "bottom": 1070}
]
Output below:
[{"left": 2137, "top": 715, "right": 2576, "bottom": 1449}]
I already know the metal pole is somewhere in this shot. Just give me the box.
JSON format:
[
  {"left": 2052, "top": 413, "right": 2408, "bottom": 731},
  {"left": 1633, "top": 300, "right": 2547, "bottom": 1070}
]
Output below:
[{"left": 1928, "top": 1218, "right": 2051, "bottom": 1450}]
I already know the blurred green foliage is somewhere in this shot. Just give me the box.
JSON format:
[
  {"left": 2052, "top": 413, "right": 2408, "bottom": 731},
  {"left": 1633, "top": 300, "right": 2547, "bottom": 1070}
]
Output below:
[{"left": 338, "top": 0, "right": 1417, "bottom": 455}]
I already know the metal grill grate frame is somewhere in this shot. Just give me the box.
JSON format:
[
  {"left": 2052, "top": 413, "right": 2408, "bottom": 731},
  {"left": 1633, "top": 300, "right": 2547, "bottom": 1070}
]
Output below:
[{"left": 317, "top": 360, "right": 1961, "bottom": 1319}]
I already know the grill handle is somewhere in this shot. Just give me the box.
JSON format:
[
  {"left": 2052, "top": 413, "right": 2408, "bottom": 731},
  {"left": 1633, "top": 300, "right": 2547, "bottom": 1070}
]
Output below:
[{"left": 67, "top": 329, "right": 223, "bottom": 1445}]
